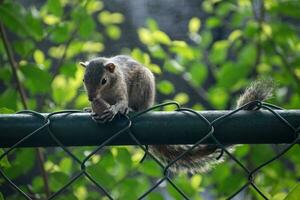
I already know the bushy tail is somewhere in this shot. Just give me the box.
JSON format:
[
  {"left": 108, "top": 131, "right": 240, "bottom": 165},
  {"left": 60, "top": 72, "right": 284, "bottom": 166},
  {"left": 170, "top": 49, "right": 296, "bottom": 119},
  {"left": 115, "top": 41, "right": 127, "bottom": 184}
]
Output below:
[
  {"left": 150, "top": 79, "right": 275, "bottom": 174},
  {"left": 236, "top": 79, "right": 275, "bottom": 109},
  {"left": 149, "top": 144, "right": 230, "bottom": 173}
]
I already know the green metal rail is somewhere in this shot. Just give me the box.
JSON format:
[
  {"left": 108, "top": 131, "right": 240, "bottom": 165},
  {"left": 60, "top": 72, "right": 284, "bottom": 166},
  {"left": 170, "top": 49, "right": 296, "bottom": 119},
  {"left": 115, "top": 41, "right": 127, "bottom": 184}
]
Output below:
[{"left": 0, "top": 110, "right": 299, "bottom": 147}]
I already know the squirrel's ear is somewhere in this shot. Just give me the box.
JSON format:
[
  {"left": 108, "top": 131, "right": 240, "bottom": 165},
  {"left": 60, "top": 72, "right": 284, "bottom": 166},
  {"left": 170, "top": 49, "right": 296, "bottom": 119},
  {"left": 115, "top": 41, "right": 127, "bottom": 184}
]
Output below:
[
  {"left": 79, "top": 61, "right": 88, "bottom": 68},
  {"left": 105, "top": 63, "right": 115, "bottom": 73}
]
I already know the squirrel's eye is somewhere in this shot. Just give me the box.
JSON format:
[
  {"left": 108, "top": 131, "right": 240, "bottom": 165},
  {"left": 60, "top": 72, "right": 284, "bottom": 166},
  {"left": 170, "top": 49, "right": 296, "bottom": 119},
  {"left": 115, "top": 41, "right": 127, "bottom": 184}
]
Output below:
[{"left": 101, "top": 78, "right": 107, "bottom": 85}]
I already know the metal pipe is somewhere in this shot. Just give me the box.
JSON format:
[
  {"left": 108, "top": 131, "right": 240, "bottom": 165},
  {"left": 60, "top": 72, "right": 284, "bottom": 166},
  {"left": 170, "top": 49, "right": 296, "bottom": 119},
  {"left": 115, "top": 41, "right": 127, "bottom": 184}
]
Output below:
[{"left": 0, "top": 110, "right": 299, "bottom": 147}]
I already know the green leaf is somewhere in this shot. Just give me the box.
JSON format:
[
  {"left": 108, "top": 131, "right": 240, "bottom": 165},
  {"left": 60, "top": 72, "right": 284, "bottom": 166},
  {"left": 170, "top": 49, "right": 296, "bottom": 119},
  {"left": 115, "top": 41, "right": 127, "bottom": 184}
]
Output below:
[
  {"left": 75, "top": 94, "right": 89, "bottom": 109},
  {"left": 59, "top": 62, "right": 77, "bottom": 78},
  {"left": 216, "top": 2, "right": 234, "bottom": 17},
  {"left": 33, "top": 50, "right": 45, "bottom": 64},
  {"left": 86, "top": 1, "right": 103, "bottom": 14},
  {"left": 189, "top": 17, "right": 201, "bottom": 33},
  {"left": 138, "top": 160, "right": 162, "bottom": 177},
  {"left": 116, "top": 178, "right": 148, "bottom": 199},
  {"left": 237, "top": 44, "right": 256, "bottom": 67},
  {"left": 50, "top": 23, "right": 71, "bottom": 43},
  {"left": 148, "top": 63, "right": 162, "bottom": 74},
  {"left": 284, "top": 182, "right": 300, "bottom": 200},
  {"left": 217, "top": 62, "right": 243, "bottom": 89},
  {"left": 146, "top": 18, "right": 159, "bottom": 31},
  {"left": 115, "top": 148, "right": 132, "bottom": 169},
  {"left": 106, "top": 25, "right": 121, "bottom": 40},
  {"left": 192, "top": 103, "right": 204, "bottom": 110},
  {"left": 87, "top": 165, "right": 115, "bottom": 188},
  {"left": 170, "top": 41, "right": 195, "bottom": 59},
  {"left": 0, "top": 66, "right": 12, "bottom": 83},
  {"left": 43, "top": 14, "right": 60, "bottom": 25},
  {"left": 131, "top": 48, "right": 144, "bottom": 63},
  {"left": 189, "top": 63, "right": 207, "bottom": 86},
  {"left": 79, "top": 15, "right": 95, "bottom": 38},
  {"left": 0, "top": 149, "right": 10, "bottom": 168},
  {"left": 174, "top": 93, "right": 189, "bottom": 105},
  {"left": 147, "top": 192, "right": 164, "bottom": 200},
  {"left": 74, "top": 186, "right": 88, "bottom": 200},
  {"left": 272, "top": 193, "right": 288, "bottom": 200},
  {"left": 208, "top": 87, "right": 229, "bottom": 109},
  {"left": 52, "top": 75, "right": 78, "bottom": 105},
  {"left": 235, "top": 145, "right": 250, "bottom": 158},
  {"left": 200, "top": 31, "right": 213, "bottom": 48},
  {"left": 0, "top": 3, "right": 37, "bottom": 38},
  {"left": 202, "top": 1, "right": 213, "bottom": 13},
  {"left": 71, "top": 6, "right": 86, "bottom": 22},
  {"left": 191, "top": 174, "right": 202, "bottom": 189},
  {"left": 48, "top": 45, "right": 65, "bottom": 59},
  {"left": 157, "top": 80, "right": 175, "bottom": 95},
  {"left": 98, "top": 11, "right": 124, "bottom": 25},
  {"left": 211, "top": 163, "right": 230, "bottom": 185},
  {"left": 209, "top": 40, "right": 229, "bottom": 64},
  {"left": 271, "top": 1, "right": 300, "bottom": 19},
  {"left": 244, "top": 20, "right": 259, "bottom": 37},
  {"left": 13, "top": 40, "right": 35, "bottom": 57},
  {"left": 0, "top": 89, "right": 17, "bottom": 110},
  {"left": 5, "top": 149, "right": 36, "bottom": 179},
  {"left": 152, "top": 30, "right": 171, "bottom": 45},
  {"left": 131, "top": 48, "right": 151, "bottom": 65},
  {"left": 32, "top": 176, "right": 43, "bottom": 193},
  {"left": 164, "top": 60, "right": 184, "bottom": 74},
  {"left": 67, "top": 41, "right": 84, "bottom": 58},
  {"left": 25, "top": 9, "right": 44, "bottom": 40},
  {"left": 206, "top": 17, "right": 221, "bottom": 28},
  {"left": 138, "top": 28, "right": 154, "bottom": 45},
  {"left": 20, "top": 64, "right": 52, "bottom": 94},
  {"left": 49, "top": 172, "right": 69, "bottom": 191},
  {"left": 59, "top": 158, "right": 73, "bottom": 174},
  {"left": 148, "top": 45, "right": 166, "bottom": 59},
  {"left": 228, "top": 30, "right": 242, "bottom": 42},
  {"left": 46, "top": 0, "right": 63, "bottom": 17},
  {"left": 0, "top": 107, "right": 15, "bottom": 114},
  {"left": 167, "top": 174, "right": 197, "bottom": 198},
  {"left": 251, "top": 145, "right": 274, "bottom": 166},
  {"left": 0, "top": 192, "right": 4, "bottom": 200},
  {"left": 82, "top": 42, "right": 104, "bottom": 53}
]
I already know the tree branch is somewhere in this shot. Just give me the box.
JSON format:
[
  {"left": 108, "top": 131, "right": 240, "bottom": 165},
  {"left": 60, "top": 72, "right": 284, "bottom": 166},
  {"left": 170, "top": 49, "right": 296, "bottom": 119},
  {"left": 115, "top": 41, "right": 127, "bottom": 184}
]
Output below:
[
  {"left": 0, "top": 22, "right": 50, "bottom": 198},
  {"left": 0, "top": 23, "right": 28, "bottom": 107},
  {"left": 251, "top": 0, "right": 264, "bottom": 75}
]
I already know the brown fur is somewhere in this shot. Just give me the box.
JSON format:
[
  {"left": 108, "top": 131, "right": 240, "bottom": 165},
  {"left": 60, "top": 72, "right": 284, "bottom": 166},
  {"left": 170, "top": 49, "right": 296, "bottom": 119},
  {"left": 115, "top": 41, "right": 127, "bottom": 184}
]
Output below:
[
  {"left": 82, "top": 55, "right": 155, "bottom": 121},
  {"left": 82, "top": 55, "right": 274, "bottom": 173}
]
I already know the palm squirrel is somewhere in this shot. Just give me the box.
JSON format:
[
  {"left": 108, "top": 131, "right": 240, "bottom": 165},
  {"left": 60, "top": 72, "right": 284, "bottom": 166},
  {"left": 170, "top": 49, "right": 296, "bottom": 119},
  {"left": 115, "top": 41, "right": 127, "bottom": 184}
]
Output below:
[{"left": 80, "top": 55, "right": 274, "bottom": 173}]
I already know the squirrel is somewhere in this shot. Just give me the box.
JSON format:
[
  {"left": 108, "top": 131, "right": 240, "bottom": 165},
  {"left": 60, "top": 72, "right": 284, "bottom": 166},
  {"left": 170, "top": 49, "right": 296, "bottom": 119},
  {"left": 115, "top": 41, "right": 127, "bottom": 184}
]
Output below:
[
  {"left": 80, "top": 55, "right": 155, "bottom": 122},
  {"left": 80, "top": 55, "right": 274, "bottom": 174}
]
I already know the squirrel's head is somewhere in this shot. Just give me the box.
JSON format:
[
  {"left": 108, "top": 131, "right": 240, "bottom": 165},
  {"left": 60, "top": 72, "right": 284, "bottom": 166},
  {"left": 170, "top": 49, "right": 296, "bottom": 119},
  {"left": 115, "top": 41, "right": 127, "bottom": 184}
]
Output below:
[{"left": 80, "top": 58, "right": 116, "bottom": 102}]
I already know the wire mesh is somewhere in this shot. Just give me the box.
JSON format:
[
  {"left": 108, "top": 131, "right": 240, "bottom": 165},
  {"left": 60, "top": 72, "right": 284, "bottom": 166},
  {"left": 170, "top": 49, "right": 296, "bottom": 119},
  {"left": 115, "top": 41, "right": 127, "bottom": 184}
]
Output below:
[{"left": 0, "top": 100, "right": 299, "bottom": 200}]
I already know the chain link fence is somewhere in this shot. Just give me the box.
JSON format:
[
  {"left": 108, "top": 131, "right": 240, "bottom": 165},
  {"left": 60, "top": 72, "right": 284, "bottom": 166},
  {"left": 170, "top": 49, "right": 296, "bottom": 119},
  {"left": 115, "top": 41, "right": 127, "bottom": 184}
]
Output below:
[{"left": 0, "top": 100, "right": 299, "bottom": 200}]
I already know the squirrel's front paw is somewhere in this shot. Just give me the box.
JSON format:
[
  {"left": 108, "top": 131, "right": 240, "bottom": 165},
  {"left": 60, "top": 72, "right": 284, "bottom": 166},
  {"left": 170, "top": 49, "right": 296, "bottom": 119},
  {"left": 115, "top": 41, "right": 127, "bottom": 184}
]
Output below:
[
  {"left": 119, "top": 106, "right": 129, "bottom": 115},
  {"left": 90, "top": 112, "right": 104, "bottom": 123},
  {"left": 98, "top": 105, "right": 117, "bottom": 122},
  {"left": 90, "top": 111, "right": 115, "bottom": 123}
]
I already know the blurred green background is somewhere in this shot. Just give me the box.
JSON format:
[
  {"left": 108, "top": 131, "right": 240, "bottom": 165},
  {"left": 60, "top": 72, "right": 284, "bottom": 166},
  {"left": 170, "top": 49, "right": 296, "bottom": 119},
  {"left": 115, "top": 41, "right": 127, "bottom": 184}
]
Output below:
[{"left": 0, "top": 0, "right": 300, "bottom": 199}]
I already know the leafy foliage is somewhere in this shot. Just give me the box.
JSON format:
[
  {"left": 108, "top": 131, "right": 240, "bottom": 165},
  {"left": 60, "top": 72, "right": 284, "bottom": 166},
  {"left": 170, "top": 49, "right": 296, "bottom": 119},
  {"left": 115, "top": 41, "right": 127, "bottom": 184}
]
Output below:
[{"left": 0, "top": 0, "right": 300, "bottom": 199}]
